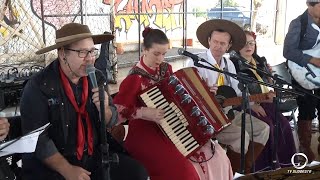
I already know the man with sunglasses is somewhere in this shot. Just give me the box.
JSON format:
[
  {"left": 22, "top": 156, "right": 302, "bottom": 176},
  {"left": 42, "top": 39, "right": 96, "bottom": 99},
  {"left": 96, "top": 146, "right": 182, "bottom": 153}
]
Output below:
[{"left": 20, "top": 23, "right": 148, "bottom": 180}]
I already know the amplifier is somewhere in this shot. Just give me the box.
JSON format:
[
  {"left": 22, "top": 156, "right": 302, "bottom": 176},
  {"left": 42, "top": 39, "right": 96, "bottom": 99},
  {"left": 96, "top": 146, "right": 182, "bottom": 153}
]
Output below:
[
  {"left": 0, "top": 65, "right": 44, "bottom": 109},
  {"left": 0, "top": 80, "right": 26, "bottom": 109}
]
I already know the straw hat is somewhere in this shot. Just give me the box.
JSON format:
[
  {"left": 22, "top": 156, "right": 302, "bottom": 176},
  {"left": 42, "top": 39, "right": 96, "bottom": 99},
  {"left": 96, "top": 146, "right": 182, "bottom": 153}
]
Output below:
[
  {"left": 36, "top": 23, "right": 114, "bottom": 54},
  {"left": 196, "top": 19, "right": 246, "bottom": 52}
]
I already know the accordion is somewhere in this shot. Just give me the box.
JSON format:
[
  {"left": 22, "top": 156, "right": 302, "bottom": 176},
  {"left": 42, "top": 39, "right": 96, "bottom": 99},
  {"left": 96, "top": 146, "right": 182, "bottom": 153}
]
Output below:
[{"left": 139, "top": 67, "right": 230, "bottom": 157}]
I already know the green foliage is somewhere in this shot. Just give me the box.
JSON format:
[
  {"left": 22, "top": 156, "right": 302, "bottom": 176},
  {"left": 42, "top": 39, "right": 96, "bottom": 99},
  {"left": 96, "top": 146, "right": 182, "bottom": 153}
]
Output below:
[
  {"left": 216, "top": 0, "right": 239, "bottom": 7},
  {"left": 192, "top": 7, "right": 207, "bottom": 18}
]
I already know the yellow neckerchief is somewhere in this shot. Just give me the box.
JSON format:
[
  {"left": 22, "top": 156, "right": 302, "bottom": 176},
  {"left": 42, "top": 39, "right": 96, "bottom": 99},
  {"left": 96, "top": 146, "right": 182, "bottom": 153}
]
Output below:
[
  {"left": 213, "top": 63, "right": 224, "bottom": 86},
  {"left": 248, "top": 57, "right": 269, "bottom": 93}
]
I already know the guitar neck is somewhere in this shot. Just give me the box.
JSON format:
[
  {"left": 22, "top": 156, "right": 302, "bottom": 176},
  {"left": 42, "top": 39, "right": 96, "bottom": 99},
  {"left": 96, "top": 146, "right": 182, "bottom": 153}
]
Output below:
[{"left": 222, "top": 93, "right": 269, "bottom": 107}]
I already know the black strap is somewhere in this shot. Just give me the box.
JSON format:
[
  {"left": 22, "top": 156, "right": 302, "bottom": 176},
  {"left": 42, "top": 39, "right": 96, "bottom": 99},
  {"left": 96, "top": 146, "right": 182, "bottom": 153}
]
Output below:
[
  {"left": 223, "top": 57, "right": 231, "bottom": 85},
  {"left": 299, "top": 10, "right": 308, "bottom": 49},
  {"left": 128, "top": 62, "right": 169, "bottom": 82}
]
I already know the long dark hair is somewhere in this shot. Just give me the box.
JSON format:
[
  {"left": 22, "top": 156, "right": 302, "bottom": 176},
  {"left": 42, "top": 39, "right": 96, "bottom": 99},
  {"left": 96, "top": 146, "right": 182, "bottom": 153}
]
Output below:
[{"left": 142, "top": 27, "right": 169, "bottom": 49}]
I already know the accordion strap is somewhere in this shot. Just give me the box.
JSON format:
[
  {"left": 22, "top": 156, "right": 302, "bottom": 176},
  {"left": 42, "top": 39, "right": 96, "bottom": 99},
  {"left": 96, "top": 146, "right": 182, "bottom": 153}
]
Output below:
[{"left": 128, "top": 62, "right": 169, "bottom": 82}]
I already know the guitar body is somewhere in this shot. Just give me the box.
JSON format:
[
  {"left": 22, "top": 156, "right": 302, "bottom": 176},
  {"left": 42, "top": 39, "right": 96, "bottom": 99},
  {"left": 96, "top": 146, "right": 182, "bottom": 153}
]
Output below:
[
  {"left": 216, "top": 85, "right": 237, "bottom": 101},
  {"left": 287, "top": 23, "right": 320, "bottom": 90},
  {"left": 216, "top": 85, "right": 270, "bottom": 107},
  {"left": 215, "top": 85, "right": 271, "bottom": 120}
]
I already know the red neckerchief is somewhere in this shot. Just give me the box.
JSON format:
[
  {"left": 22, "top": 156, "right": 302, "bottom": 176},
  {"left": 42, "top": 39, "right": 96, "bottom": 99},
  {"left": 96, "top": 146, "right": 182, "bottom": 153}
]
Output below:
[
  {"left": 140, "top": 56, "right": 158, "bottom": 75},
  {"left": 59, "top": 66, "right": 93, "bottom": 160}
]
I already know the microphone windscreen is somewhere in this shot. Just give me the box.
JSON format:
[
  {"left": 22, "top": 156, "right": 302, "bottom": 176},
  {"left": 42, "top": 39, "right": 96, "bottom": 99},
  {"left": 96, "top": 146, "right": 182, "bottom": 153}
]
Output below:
[
  {"left": 229, "top": 50, "right": 238, "bottom": 58},
  {"left": 86, "top": 64, "right": 98, "bottom": 88},
  {"left": 86, "top": 64, "right": 95, "bottom": 74},
  {"left": 95, "top": 69, "right": 107, "bottom": 86},
  {"left": 177, "top": 48, "right": 184, "bottom": 55}
]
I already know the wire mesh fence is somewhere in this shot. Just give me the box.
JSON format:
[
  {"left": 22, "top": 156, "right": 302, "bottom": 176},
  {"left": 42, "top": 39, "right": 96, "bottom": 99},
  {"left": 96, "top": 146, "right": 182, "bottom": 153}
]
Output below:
[{"left": 0, "top": 0, "right": 112, "bottom": 65}]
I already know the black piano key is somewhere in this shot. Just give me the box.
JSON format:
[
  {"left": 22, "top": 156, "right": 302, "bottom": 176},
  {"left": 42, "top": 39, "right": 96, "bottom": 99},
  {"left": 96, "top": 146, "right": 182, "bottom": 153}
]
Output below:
[
  {"left": 146, "top": 87, "right": 159, "bottom": 96},
  {"left": 172, "top": 122, "right": 183, "bottom": 130},
  {"left": 150, "top": 93, "right": 163, "bottom": 101},
  {"left": 175, "top": 126, "right": 186, "bottom": 136},
  {"left": 167, "top": 125, "right": 185, "bottom": 137},
  {"left": 186, "top": 142, "right": 199, "bottom": 152},
  {"left": 155, "top": 99, "right": 166, "bottom": 108},
  {"left": 180, "top": 134, "right": 191, "bottom": 144},
  {"left": 184, "top": 139, "right": 197, "bottom": 150},
  {"left": 168, "top": 117, "right": 178, "bottom": 125}
]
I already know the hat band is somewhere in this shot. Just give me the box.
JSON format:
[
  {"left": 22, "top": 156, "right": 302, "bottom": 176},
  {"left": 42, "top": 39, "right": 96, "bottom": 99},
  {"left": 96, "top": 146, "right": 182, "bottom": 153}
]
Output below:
[{"left": 55, "top": 33, "right": 92, "bottom": 43}]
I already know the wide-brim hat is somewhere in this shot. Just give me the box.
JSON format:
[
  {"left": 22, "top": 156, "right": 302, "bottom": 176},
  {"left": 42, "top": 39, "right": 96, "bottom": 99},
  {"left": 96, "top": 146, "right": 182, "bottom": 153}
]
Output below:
[
  {"left": 196, "top": 19, "right": 246, "bottom": 52},
  {"left": 36, "top": 23, "right": 114, "bottom": 54}
]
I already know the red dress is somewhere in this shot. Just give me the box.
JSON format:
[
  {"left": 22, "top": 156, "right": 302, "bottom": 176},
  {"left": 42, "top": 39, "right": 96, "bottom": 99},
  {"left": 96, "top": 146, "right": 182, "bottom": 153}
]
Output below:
[{"left": 113, "top": 59, "right": 200, "bottom": 180}]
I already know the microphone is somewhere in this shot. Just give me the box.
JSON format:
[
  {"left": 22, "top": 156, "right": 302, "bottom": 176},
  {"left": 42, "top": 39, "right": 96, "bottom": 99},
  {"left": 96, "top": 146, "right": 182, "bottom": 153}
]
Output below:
[
  {"left": 178, "top": 48, "right": 206, "bottom": 62},
  {"left": 229, "top": 50, "right": 249, "bottom": 65},
  {"left": 260, "top": 57, "right": 272, "bottom": 75},
  {"left": 86, "top": 64, "right": 98, "bottom": 88}
]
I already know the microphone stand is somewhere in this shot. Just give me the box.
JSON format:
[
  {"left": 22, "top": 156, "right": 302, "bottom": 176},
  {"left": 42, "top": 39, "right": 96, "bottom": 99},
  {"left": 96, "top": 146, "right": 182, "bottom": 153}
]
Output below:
[
  {"left": 237, "top": 72, "right": 250, "bottom": 174},
  {"left": 98, "top": 86, "right": 119, "bottom": 180},
  {"left": 192, "top": 58, "right": 305, "bottom": 174}
]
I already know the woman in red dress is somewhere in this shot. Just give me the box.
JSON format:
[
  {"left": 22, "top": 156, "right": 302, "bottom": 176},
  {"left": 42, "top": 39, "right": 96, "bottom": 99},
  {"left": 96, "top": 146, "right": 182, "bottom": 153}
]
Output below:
[{"left": 113, "top": 27, "right": 233, "bottom": 180}]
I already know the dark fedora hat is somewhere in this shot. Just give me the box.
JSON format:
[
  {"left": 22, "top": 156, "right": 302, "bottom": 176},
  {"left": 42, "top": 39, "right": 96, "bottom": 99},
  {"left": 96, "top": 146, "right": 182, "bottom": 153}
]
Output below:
[
  {"left": 36, "top": 23, "right": 114, "bottom": 54},
  {"left": 196, "top": 19, "right": 246, "bottom": 52}
]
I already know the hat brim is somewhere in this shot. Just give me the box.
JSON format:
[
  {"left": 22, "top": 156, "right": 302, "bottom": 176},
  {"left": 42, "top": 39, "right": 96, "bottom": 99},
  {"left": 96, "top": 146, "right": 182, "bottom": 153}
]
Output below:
[
  {"left": 36, "top": 34, "right": 114, "bottom": 55},
  {"left": 196, "top": 19, "right": 246, "bottom": 52}
]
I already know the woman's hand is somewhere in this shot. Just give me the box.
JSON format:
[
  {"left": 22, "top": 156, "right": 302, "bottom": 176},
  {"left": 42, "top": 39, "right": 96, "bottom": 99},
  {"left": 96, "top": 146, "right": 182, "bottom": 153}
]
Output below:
[
  {"left": 141, "top": 107, "right": 165, "bottom": 124},
  {"left": 265, "top": 90, "right": 275, "bottom": 103},
  {"left": 250, "top": 104, "right": 267, "bottom": 117}
]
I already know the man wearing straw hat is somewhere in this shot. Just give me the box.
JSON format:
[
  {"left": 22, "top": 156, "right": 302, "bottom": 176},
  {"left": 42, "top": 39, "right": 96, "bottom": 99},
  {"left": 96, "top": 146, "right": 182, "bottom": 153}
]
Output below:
[
  {"left": 186, "top": 19, "right": 270, "bottom": 173},
  {"left": 20, "top": 23, "right": 148, "bottom": 180}
]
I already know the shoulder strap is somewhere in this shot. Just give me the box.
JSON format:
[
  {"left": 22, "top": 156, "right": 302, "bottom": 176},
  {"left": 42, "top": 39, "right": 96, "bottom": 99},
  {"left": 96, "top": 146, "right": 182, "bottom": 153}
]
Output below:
[
  {"left": 128, "top": 62, "right": 169, "bottom": 82},
  {"left": 299, "top": 10, "right": 308, "bottom": 48},
  {"left": 223, "top": 57, "right": 231, "bottom": 85}
]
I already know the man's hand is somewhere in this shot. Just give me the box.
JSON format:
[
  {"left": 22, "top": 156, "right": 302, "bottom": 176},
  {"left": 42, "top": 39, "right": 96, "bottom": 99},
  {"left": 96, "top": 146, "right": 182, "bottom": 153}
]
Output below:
[
  {"left": 64, "top": 165, "right": 91, "bottom": 180},
  {"left": 44, "top": 153, "right": 91, "bottom": 180},
  {"left": 0, "top": 117, "right": 10, "bottom": 141},
  {"left": 91, "top": 87, "right": 109, "bottom": 111},
  {"left": 309, "top": 57, "right": 320, "bottom": 67},
  {"left": 208, "top": 82, "right": 218, "bottom": 95}
]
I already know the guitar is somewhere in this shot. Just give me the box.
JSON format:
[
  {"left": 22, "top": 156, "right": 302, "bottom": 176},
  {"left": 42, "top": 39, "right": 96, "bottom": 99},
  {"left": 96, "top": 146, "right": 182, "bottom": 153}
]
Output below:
[
  {"left": 287, "top": 23, "right": 320, "bottom": 90},
  {"left": 215, "top": 85, "right": 271, "bottom": 108}
]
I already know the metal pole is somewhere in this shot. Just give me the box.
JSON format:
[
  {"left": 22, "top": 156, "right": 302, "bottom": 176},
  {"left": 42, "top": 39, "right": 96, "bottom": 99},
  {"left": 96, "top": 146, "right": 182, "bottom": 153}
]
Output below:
[
  {"left": 40, "top": 0, "right": 46, "bottom": 45},
  {"left": 138, "top": 0, "right": 141, "bottom": 58},
  {"left": 80, "top": 0, "right": 84, "bottom": 24},
  {"left": 183, "top": 0, "right": 187, "bottom": 49}
]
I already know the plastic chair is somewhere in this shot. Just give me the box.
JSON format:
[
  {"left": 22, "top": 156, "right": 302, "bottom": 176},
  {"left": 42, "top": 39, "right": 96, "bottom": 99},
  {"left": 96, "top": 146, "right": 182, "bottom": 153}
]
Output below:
[{"left": 271, "top": 62, "right": 298, "bottom": 130}]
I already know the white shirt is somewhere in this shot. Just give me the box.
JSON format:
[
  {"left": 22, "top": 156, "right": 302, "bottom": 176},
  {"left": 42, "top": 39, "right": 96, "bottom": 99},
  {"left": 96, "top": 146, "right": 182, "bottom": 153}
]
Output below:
[{"left": 185, "top": 49, "right": 242, "bottom": 96}]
